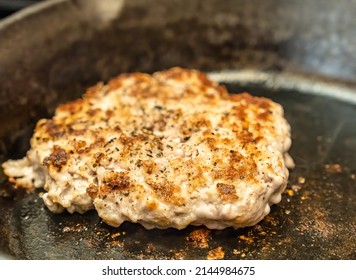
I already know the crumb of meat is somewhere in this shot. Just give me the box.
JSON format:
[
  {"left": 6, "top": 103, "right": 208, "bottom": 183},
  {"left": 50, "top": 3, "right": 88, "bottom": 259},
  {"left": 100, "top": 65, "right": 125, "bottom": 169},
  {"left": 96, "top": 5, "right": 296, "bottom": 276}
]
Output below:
[
  {"left": 111, "top": 231, "right": 126, "bottom": 238},
  {"left": 289, "top": 177, "right": 306, "bottom": 194},
  {"left": 324, "top": 163, "right": 343, "bottom": 173},
  {"left": 291, "top": 184, "right": 303, "bottom": 192},
  {"left": 297, "top": 177, "right": 306, "bottom": 184},
  {"left": 170, "top": 250, "right": 187, "bottom": 260},
  {"left": 263, "top": 216, "right": 279, "bottom": 227},
  {"left": 187, "top": 228, "right": 211, "bottom": 248},
  {"left": 239, "top": 235, "right": 254, "bottom": 244},
  {"left": 284, "top": 189, "right": 294, "bottom": 197},
  {"left": 206, "top": 246, "right": 225, "bottom": 260},
  {"left": 232, "top": 249, "right": 242, "bottom": 255}
]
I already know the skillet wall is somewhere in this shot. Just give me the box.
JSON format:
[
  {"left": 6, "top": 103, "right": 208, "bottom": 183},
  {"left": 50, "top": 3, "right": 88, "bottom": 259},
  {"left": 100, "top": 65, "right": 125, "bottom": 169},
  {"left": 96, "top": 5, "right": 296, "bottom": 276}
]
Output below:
[{"left": 0, "top": 0, "right": 356, "bottom": 161}]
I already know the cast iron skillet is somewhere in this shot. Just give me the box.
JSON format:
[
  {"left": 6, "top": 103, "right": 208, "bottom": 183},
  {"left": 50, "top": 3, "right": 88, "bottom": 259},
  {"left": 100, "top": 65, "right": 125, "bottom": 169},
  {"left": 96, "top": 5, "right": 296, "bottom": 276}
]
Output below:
[{"left": 0, "top": 0, "right": 355, "bottom": 259}]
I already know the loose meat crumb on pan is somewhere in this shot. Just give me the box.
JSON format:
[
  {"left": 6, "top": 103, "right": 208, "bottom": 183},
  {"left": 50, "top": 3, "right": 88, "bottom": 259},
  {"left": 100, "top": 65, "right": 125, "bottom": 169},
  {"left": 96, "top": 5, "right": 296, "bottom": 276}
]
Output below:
[
  {"left": 1, "top": 67, "right": 294, "bottom": 230},
  {"left": 206, "top": 246, "right": 225, "bottom": 260}
]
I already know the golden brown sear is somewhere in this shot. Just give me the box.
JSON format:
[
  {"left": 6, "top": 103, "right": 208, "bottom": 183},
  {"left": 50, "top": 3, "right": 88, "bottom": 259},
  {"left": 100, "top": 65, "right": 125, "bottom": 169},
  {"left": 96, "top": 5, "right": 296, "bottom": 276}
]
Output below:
[{"left": 2, "top": 68, "right": 293, "bottom": 229}]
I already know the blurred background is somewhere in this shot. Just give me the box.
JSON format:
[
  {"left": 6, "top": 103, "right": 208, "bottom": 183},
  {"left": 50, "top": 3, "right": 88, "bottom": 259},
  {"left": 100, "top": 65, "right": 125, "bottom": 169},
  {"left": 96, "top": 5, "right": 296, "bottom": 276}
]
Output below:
[{"left": 0, "top": 0, "right": 45, "bottom": 18}]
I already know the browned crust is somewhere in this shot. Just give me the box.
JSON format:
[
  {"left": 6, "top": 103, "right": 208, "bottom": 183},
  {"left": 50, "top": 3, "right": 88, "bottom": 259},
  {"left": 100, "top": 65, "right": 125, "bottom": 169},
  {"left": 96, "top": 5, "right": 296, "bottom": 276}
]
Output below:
[
  {"left": 43, "top": 145, "right": 68, "bottom": 171},
  {"left": 86, "top": 184, "right": 99, "bottom": 199},
  {"left": 216, "top": 183, "right": 239, "bottom": 202},
  {"left": 24, "top": 67, "right": 286, "bottom": 207},
  {"left": 101, "top": 171, "right": 132, "bottom": 192}
]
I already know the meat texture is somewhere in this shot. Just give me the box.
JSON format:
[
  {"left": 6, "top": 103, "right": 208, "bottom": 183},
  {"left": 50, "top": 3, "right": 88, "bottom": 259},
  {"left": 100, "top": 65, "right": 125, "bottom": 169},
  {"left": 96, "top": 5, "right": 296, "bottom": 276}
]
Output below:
[{"left": 2, "top": 68, "right": 294, "bottom": 229}]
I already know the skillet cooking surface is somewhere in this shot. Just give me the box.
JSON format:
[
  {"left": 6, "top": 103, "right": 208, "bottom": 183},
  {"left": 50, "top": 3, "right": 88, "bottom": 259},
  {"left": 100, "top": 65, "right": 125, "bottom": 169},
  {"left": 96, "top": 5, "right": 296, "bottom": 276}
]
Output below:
[
  {"left": 1, "top": 71, "right": 355, "bottom": 259},
  {"left": 1, "top": 0, "right": 356, "bottom": 260}
]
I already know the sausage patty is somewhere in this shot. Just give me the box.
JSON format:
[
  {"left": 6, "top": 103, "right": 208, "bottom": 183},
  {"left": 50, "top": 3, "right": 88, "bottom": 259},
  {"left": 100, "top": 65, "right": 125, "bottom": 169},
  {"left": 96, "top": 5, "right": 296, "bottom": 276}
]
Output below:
[{"left": 2, "top": 68, "right": 294, "bottom": 229}]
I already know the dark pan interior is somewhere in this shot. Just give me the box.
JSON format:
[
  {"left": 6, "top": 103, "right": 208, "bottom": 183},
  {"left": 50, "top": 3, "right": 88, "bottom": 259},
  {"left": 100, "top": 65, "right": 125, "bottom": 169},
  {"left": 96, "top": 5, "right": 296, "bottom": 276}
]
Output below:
[
  {"left": 1, "top": 75, "right": 355, "bottom": 260},
  {"left": 0, "top": 0, "right": 356, "bottom": 259}
]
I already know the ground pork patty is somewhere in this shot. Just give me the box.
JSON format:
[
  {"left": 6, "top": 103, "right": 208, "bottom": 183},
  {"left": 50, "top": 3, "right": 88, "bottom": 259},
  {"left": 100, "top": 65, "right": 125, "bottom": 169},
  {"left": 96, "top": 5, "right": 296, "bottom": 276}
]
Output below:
[{"left": 2, "top": 67, "right": 294, "bottom": 230}]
